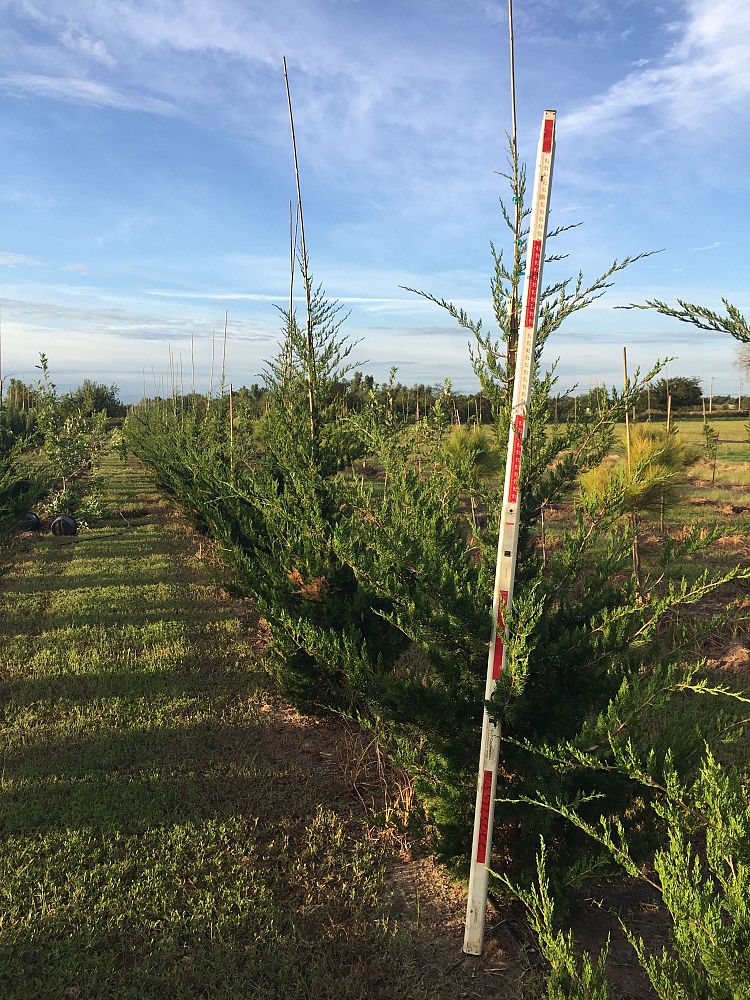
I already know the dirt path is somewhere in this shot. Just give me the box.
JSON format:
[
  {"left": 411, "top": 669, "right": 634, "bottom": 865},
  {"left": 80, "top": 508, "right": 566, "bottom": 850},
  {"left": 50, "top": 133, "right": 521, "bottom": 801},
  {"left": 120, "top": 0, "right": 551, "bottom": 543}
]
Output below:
[{"left": 0, "top": 450, "right": 534, "bottom": 1000}]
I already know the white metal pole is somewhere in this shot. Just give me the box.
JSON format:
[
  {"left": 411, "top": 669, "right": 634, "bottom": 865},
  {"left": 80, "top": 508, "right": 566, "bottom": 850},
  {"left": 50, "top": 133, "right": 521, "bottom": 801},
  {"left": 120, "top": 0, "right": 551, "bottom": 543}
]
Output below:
[{"left": 463, "top": 109, "right": 557, "bottom": 956}]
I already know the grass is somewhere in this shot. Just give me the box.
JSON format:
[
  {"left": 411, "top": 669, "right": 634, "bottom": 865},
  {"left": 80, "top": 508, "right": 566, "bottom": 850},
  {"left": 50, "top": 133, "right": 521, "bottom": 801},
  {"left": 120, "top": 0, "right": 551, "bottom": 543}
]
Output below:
[{"left": 0, "top": 451, "right": 453, "bottom": 1000}]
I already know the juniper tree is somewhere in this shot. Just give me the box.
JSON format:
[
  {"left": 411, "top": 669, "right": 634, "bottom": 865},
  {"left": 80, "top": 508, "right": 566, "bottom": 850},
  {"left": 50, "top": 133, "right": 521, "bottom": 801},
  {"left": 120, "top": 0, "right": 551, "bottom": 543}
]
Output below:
[
  {"left": 499, "top": 673, "right": 750, "bottom": 998},
  {"left": 128, "top": 144, "right": 750, "bottom": 885},
  {"left": 625, "top": 297, "right": 750, "bottom": 344}
]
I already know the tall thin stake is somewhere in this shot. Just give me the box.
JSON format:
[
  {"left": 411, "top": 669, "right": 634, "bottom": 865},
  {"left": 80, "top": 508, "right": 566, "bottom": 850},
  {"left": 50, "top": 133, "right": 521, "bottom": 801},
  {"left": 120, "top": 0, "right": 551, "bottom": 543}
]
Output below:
[
  {"left": 287, "top": 199, "right": 301, "bottom": 372},
  {"left": 624, "top": 348, "right": 642, "bottom": 588},
  {"left": 507, "top": 0, "right": 521, "bottom": 381},
  {"left": 221, "top": 309, "right": 228, "bottom": 396},
  {"left": 191, "top": 332, "right": 196, "bottom": 398},
  {"left": 283, "top": 57, "right": 316, "bottom": 441},
  {"left": 229, "top": 383, "right": 234, "bottom": 475},
  {"left": 661, "top": 393, "right": 673, "bottom": 533}
]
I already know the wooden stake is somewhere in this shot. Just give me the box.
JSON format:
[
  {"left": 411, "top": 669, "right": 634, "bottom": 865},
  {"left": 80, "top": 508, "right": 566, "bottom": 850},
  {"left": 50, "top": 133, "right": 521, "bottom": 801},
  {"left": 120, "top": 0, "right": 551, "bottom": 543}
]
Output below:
[
  {"left": 221, "top": 310, "right": 228, "bottom": 396},
  {"left": 623, "top": 348, "right": 642, "bottom": 592},
  {"left": 506, "top": 0, "right": 521, "bottom": 382},
  {"left": 283, "top": 57, "right": 316, "bottom": 442},
  {"left": 229, "top": 383, "right": 234, "bottom": 475}
]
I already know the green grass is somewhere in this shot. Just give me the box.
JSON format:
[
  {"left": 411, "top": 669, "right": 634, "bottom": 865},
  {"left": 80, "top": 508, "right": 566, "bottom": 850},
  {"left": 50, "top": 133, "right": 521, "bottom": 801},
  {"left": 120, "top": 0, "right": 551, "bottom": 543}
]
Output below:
[{"left": 0, "top": 452, "right": 446, "bottom": 1000}]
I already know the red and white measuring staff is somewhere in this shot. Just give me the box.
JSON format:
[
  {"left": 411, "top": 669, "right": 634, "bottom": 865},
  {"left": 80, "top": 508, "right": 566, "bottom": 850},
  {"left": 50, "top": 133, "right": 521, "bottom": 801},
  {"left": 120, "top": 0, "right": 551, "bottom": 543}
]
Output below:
[{"left": 464, "top": 109, "right": 557, "bottom": 956}]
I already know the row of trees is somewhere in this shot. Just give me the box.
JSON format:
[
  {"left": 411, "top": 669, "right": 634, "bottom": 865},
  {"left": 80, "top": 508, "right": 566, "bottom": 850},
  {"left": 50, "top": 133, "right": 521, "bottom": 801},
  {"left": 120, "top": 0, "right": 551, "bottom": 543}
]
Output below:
[
  {"left": 0, "top": 365, "right": 119, "bottom": 557},
  {"left": 127, "top": 153, "right": 750, "bottom": 997},
  {"left": 152, "top": 373, "right": 740, "bottom": 429},
  {"left": 2, "top": 376, "right": 123, "bottom": 418}
]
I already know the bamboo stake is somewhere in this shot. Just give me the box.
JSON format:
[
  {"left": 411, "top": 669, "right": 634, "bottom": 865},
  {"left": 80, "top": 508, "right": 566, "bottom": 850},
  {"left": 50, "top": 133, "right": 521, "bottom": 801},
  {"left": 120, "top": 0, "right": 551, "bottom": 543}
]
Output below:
[
  {"left": 169, "top": 342, "right": 177, "bottom": 418},
  {"left": 283, "top": 57, "right": 316, "bottom": 442},
  {"left": 229, "top": 383, "right": 234, "bottom": 475},
  {"left": 289, "top": 199, "right": 295, "bottom": 325},
  {"left": 660, "top": 393, "right": 673, "bottom": 534},
  {"left": 220, "top": 310, "right": 228, "bottom": 397},
  {"left": 623, "top": 348, "right": 642, "bottom": 592},
  {"left": 507, "top": 0, "right": 521, "bottom": 381}
]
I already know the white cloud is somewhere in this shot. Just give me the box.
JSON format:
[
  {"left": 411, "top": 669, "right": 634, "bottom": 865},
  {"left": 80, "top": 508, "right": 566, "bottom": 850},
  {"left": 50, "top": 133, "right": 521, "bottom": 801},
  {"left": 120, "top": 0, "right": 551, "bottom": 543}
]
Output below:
[
  {"left": 61, "top": 26, "right": 115, "bottom": 66},
  {"left": 0, "top": 72, "right": 181, "bottom": 116},
  {"left": 691, "top": 241, "right": 721, "bottom": 251},
  {"left": 0, "top": 0, "right": 498, "bottom": 211},
  {"left": 563, "top": 0, "right": 750, "bottom": 134},
  {"left": 0, "top": 251, "right": 41, "bottom": 267}
]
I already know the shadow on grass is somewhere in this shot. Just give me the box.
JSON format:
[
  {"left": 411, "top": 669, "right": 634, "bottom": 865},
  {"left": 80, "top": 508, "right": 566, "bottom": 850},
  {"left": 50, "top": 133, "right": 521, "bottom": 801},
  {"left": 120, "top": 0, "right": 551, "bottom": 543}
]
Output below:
[
  {"left": 0, "top": 677, "right": 403, "bottom": 999},
  {"left": 0, "top": 457, "right": 437, "bottom": 1000}
]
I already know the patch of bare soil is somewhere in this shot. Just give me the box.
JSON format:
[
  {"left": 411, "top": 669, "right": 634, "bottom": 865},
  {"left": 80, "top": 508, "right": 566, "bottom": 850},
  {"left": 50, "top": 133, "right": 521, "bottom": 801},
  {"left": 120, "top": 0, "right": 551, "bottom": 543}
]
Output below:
[
  {"left": 691, "top": 480, "right": 749, "bottom": 494},
  {"left": 708, "top": 641, "right": 750, "bottom": 675},
  {"left": 716, "top": 533, "right": 749, "bottom": 549}
]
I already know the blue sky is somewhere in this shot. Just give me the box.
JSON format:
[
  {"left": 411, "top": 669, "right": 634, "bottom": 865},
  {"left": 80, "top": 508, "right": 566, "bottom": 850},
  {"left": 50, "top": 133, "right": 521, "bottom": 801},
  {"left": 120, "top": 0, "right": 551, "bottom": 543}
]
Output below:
[{"left": 0, "top": 0, "right": 748, "bottom": 400}]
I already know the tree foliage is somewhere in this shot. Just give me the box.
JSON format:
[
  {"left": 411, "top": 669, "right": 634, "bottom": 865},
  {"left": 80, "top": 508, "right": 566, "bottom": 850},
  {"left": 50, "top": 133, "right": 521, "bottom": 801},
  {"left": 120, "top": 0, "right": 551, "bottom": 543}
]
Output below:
[
  {"left": 649, "top": 376, "right": 702, "bottom": 409},
  {"left": 125, "top": 150, "right": 750, "bottom": 998},
  {"left": 625, "top": 297, "right": 750, "bottom": 344}
]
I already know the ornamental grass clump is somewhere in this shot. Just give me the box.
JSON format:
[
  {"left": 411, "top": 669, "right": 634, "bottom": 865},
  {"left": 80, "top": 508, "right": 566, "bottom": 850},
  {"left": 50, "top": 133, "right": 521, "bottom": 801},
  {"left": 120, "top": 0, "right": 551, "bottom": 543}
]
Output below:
[{"left": 580, "top": 425, "right": 697, "bottom": 516}]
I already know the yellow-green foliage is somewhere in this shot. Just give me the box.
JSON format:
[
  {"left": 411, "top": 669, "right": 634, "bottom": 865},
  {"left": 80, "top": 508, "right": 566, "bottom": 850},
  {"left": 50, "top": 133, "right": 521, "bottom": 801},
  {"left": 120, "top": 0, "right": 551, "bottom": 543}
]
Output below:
[
  {"left": 439, "top": 424, "right": 502, "bottom": 477},
  {"left": 580, "top": 425, "right": 698, "bottom": 515}
]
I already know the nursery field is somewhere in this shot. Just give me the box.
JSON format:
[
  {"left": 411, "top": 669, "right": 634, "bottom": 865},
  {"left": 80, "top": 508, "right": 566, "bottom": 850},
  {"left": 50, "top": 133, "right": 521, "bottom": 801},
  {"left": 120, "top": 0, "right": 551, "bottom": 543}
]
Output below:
[{"left": 1, "top": 401, "right": 749, "bottom": 998}]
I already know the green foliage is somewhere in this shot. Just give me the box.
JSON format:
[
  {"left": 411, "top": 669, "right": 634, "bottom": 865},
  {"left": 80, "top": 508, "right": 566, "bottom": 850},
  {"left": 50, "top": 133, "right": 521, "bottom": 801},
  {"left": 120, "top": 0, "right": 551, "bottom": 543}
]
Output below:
[
  {"left": 500, "top": 672, "right": 750, "bottom": 998},
  {"left": 626, "top": 297, "right": 750, "bottom": 344},
  {"left": 703, "top": 420, "right": 720, "bottom": 484},
  {"left": 61, "top": 378, "right": 123, "bottom": 417},
  {"left": 649, "top": 376, "right": 703, "bottom": 409},
  {"left": 34, "top": 355, "right": 108, "bottom": 517},
  {"left": 0, "top": 442, "right": 42, "bottom": 544},
  {"left": 498, "top": 843, "right": 612, "bottom": 1000},
  {"left": 128, "top": 146, "right": 749, "bottom": 929},
  {"left": 0, "top": 389, "right": 44, "bottom": 550}
]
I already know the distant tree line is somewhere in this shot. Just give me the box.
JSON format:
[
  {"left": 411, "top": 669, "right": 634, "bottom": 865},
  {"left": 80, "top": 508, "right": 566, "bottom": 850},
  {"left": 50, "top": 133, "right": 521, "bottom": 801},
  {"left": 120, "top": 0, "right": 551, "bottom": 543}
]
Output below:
[
  {"left": 2, "top": 378, "right": 124, "bottom": 418},
  {"left": 156, "top": 371, "right": 741, "bottom": 426}
]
